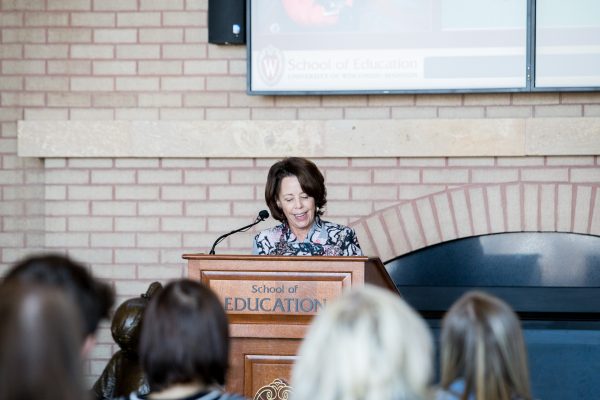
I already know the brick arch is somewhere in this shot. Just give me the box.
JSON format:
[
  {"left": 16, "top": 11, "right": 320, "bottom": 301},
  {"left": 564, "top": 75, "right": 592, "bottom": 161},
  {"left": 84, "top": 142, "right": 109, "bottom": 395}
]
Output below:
[{"left": 350, "top": 183, "right": 600, "bottom": 263}]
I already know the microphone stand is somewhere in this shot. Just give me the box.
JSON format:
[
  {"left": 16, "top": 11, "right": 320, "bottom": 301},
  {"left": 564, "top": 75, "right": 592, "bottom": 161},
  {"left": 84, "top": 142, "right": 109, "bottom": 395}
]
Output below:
[{"left": 209, "top": 213, "right": 268, "bottom": 255}]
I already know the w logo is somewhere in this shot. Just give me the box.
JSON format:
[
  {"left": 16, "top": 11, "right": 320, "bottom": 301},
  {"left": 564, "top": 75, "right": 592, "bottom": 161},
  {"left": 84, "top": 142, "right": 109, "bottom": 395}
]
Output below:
[{"left": 258, "top": 46, "right": 284, "bottom": 86}]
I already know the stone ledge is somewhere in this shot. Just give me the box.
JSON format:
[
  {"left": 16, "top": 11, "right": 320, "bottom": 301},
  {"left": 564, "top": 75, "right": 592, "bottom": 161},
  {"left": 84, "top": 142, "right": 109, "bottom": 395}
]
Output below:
[{"left": 17, "top": 118, "right": 600, "bottom": 158}]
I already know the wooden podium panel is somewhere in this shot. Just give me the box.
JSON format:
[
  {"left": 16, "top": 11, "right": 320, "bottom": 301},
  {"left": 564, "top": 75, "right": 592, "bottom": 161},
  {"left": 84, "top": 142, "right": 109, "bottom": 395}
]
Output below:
[{"left": 183, "top": 254, "right": 397, "bottom": 399}]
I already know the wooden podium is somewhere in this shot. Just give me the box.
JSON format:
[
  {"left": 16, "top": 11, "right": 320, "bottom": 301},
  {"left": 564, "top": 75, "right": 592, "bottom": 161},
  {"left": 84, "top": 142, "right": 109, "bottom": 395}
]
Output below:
[{"left": 183, "top": 254, "right": 398, "bottom": 399}]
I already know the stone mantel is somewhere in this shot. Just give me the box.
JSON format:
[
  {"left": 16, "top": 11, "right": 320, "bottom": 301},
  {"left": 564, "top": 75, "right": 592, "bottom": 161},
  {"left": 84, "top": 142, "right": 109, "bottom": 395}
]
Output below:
[{"left": 17, "top": 118, "right": 600, "bottom": 158}]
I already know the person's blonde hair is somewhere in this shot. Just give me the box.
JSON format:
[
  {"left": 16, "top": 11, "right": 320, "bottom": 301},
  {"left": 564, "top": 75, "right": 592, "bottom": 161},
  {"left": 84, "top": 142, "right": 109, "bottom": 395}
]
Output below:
[
  {"left": 440, "top": 291, "right": 532, "bottom": 400},
  {"left": 291, "top": 285, "right": 433, "bottom": 400}
]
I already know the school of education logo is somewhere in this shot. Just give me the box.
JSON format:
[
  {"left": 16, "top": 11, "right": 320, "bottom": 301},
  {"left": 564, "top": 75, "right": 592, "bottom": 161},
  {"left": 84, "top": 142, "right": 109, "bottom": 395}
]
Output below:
[{"left": 257, "top": 45, "right": 284, "bottom": 86}]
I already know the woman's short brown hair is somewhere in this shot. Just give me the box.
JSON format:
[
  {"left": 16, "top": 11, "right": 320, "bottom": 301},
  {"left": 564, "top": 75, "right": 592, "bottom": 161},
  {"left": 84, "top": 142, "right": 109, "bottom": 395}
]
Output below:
[
  {"left": 139, "top": 279, "right": 229, "bottom": 391},
  {"left": 264, "top": 157, "right": 327, "bottom": 222}
]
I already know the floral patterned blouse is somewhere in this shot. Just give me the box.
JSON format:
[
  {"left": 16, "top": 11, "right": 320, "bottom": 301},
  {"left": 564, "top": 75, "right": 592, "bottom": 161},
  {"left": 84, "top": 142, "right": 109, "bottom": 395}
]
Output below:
[{"left": 252, "top": 217, "right": 363, "bottom": 256}]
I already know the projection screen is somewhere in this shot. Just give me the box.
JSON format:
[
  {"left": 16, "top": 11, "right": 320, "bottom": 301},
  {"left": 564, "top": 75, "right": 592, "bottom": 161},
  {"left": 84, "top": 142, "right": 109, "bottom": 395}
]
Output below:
[
  {"left": 535, "top": 0, "right": 600, "bottom": 88},
  {"left": 248, "top": 0, "right": 528, "bottom": 94}
]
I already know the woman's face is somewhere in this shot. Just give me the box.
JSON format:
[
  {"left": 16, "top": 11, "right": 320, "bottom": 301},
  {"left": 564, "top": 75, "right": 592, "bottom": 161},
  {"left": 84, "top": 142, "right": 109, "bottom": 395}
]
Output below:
[{"left": 276, "top": 175, "right": 316, "bottom": 240}]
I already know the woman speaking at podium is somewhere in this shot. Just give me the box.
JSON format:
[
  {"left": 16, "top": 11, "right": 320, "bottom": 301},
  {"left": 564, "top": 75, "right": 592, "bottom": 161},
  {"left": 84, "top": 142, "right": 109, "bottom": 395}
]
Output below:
[{"left": 253, "top": 157, "right": 362, "bottom": 256}]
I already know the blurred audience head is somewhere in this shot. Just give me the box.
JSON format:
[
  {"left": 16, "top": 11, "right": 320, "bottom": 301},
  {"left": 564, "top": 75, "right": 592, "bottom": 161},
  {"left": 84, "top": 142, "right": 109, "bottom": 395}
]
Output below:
[
  {"left": 3, "top": 253, "right": 114, "bottom": 343},
  {"left": 291, "top": 285, "right": 433, "bottom": 400},
  {"left": 440, "top": 290, "right": 532, "bottom": 400},
  {"left": 0, "top": 284, "right": 87, "bottom": 400},
  {"left": 139, "top": 279, "right": 230, "bottom": 393}
]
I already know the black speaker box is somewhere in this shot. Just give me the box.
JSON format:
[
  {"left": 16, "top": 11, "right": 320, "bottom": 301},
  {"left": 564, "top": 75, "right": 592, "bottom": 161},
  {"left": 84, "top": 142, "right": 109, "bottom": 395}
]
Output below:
[{"left": 208, "top": 0, "right": 246, "bottom": 45}]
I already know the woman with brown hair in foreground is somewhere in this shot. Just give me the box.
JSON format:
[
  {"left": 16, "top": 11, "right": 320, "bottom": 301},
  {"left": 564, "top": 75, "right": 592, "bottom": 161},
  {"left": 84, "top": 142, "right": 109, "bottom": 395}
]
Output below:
[
  {"left": 123, "top": 279, "right": 245, "bottom": 400},
  {"left": 437, "top": 291, "right": 533, "bottom": 400},
  {"left": 0, "top": 284, "right": 88, "bottom": 400}
]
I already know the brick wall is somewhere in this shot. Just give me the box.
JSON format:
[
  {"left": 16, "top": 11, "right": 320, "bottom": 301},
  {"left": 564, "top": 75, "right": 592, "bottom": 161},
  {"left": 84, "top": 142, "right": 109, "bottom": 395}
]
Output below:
[{"left": 1, "top": 0, "right": 600, "bottom": 384}]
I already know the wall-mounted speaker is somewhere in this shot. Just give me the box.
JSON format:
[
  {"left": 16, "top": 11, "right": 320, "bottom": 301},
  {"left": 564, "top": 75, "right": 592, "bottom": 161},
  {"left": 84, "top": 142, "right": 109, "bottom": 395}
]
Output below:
[{"left": 208, "top": 0, "right": 246, "bottom": 45}]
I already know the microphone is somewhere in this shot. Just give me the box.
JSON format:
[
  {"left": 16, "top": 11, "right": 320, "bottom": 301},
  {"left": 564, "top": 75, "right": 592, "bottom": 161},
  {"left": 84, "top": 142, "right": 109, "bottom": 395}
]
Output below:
[{"left": 209, "top": 210, "right": 269, "bottom": 255}]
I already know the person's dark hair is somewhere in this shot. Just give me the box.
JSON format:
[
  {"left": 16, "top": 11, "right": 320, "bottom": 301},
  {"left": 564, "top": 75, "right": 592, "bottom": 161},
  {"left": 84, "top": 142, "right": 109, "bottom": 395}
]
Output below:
[
  {"left": 139, "top": 279, "right": 230, "bottom": 392},
  {"left": 0, "top": 284, "right": 87, "bottom": 400},
  {"left": 265, "top": 157, "right": 327, "bottom": 222},
  {"left": 3, "top": 253, "right": 114, "bottom": 338}
]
